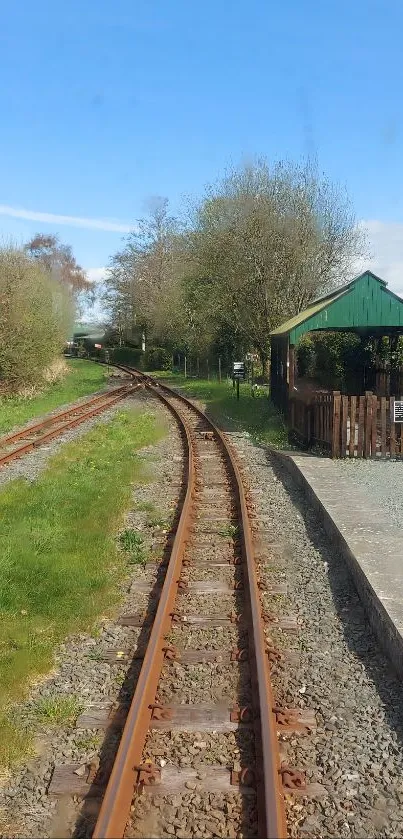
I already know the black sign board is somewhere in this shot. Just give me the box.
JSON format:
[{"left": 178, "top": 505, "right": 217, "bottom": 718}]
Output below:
[
  {"left": 394, "top": 401, "right": 403, "bottom": 423},
  {"left": 233, "top": 362, "right": 245, "bottom": 379}
]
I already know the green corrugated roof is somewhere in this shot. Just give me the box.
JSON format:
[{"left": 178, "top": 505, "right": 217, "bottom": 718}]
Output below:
[
  {"left": 270, "top": 289, "right": 348, "bottom": 336},
  {"left": 270, "top": 271, "right": 403, "bottom": 345}
]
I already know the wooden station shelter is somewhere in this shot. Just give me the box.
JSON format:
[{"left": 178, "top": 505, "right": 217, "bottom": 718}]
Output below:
[{"left": 270, "top": 271, "right": 403, "bottom": 410}]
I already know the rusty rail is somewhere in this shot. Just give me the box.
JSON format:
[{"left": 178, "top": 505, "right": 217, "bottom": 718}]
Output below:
[
  {"left": 0, "top": 383, "right": 136, "bottom": 468},
  {"left": 93, "top": 369, "right": 287, "bottom": 839}
]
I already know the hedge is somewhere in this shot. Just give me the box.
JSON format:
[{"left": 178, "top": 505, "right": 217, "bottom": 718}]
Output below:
[{"left": 108, "top": 347, "right": 144, "bottom": 367}]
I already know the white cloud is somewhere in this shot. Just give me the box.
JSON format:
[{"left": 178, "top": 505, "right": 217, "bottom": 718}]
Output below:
[
  {"left": 357, "top": 219, "right": 403, "bottom": 298},
  {"left": 0, "top": 204, "right": 132, "bottom": 233}
]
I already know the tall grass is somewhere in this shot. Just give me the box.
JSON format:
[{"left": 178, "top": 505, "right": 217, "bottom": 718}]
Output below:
[
  {"left": 0, "top": 359, "right": 109, "bottom": 434},
  {"left": 0, "top": 406, "right": 164, "bottom": 766},
  {"left": 153, "top": 373, "right": 287, "bottom": 447}
]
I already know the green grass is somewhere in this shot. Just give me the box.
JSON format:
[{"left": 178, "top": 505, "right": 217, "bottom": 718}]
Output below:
[
  {"left": 0, "top": 359, "right": 109, "bottom": 435},
  {"left": 217, "top": 524, "right": 239, "bottom": 537},
  {"left": 74, "top": 732, "right": 103, "bottom": 752},
  {"left": 32, "top": 695, "right": 82, "bottom": 727},
  {"left": 118, "top": 528, "right": 147, "bottom": 564},
  {"left": 0, "top": 406, "right": 164, "bottom": 766},
  {"left": 152, "top": 372, "right": 288, "bottom": 447}
]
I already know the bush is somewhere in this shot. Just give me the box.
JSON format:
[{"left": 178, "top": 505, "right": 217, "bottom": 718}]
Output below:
[
  {"left": 0, "top": 246, "right": 72, "bottom": 392},
  {"left": 144, "top": 347, "right": 172, "bottom": 371},
  {"left": 296, "top": 332, "right": 373, "bottom": 392},
  {"left": 109, "top": 346, "right": 144, "bottom": 367},
  {"left": 296, "top": 335, "right": 315, "bottom": 377}
]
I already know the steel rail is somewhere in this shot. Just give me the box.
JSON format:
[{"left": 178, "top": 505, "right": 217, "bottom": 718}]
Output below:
[
  {"left": 93, "top": 383, "right": 194, "bottom": 839},
  {"left": 0, "top": 384, "right": 130, "bottom": 448},
  {"left": 92, "top": 369, "right": 287, "bottom": 839},
  {"left": 0, "top": 384, "right": 136, "bottom": 468}
]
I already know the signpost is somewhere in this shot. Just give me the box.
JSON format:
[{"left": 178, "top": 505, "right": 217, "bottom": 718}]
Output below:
[
  {"left": 393, "top": 400, "right": 403, "bottom": 422},
  {"left": 233, "top": 361, "right": 245, "bottom": 400}
]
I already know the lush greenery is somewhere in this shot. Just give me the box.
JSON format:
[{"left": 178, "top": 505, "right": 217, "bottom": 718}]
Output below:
[
  {"left": 108, "top": 346, "right": 144, "bottom": 366},
  {"left": 145, "top": 346, "right": 172, "bottom": 371},
  {"left": 0, "top": 246, "right": 74, "bottom": 393},
  {"left": 154, "top": 372, "right": 287, "bottom": 447},
  {"left": 0, "top": 407, "right": 164, "bottom": 765},
  {"left": 0, "top": 359, "right": 109, "bottom": 435},
  {"left": 296, "top": 332, "right": 403, "bottom": 392},
  {"left": 103, "top": 159, "right": 366, "bottom": 373}
]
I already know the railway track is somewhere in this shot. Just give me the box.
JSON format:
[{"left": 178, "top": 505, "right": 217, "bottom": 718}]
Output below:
[
  {"left": 83, "top": 369, "right": 298, "bottom": 839},
  {"left": 0, "top": 381, "right": 136, "bottom": 468}
]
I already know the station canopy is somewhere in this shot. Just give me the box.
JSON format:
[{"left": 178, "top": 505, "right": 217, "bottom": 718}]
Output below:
[
  {"left": 271, "top": 271, "right": 403, "bottom": 346},
  {"left": 270, "top": 271, "right": 403, "bottom": 409}
]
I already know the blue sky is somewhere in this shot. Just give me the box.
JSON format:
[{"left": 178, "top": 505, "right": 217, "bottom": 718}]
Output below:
[{"left": 1, "top": 0, "right": 403, "bottom": 306}]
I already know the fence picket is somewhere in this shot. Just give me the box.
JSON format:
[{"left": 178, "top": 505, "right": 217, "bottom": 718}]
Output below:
[
  {"left": 357, "top": 396, "right": 365, "bottom": 457},
  {"left": 287, "top": 388, "right": 402, "bottom": 459},
  {"left": 341, "top": 396, "right": 348, "bottom": 457},
  {"left": 381, "top": 397, "right": 387, "bottom": 457},
  {"left": 349, "top": 396, "right": 356, "bottom": 457},
  {"left": 332, "top": 392, "right": 341, "bottom": 457},
  {"left": 390, "top": 396, "right": 396, "bottom": 458},
  {"left": 364, "top": 393, "right": 372, "bottom": 458},
  {"left": 371, "top": 395, "right": 378, "bottom": 456}
]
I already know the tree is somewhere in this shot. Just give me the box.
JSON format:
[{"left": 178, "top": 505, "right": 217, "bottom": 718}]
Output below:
[
  {"left": 25, "top": 234, "right": 93, "bottom": 315},
  {"left": 183, "top": 158, "right": 367, "bottom": 369},
  {"left": 103, "top": 159, "right": 366, "bottom": 376},
  {"left": 104, "top": 198, "right": 185, "bottom": 348}
]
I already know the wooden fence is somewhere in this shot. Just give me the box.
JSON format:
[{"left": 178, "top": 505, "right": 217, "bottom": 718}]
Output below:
[{"left": 288, "top": 391, "right": 403, "bottom": 458}]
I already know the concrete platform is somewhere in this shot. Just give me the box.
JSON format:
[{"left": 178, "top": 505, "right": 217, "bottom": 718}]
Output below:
[{"left": 270, "top": 449, "right": 403, "bottom": 680}]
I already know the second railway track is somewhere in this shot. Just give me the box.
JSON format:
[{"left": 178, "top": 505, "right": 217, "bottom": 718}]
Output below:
[
  {"left": 0, "top": 381, "right": 137, "bottom": 468},
  {"left": 86, "top": 370, "right": 303, "bottom": 839}
]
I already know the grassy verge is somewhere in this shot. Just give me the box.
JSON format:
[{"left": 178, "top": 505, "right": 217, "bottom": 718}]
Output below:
[
  {"left": 0, "top": 406, "right": 164, "bottom": 767},
  {"left": 151, "top": 372, "right": 288, "bottom": 448},
  {"left": 0, "top": 359, "right": 109, "bottom": 435}
]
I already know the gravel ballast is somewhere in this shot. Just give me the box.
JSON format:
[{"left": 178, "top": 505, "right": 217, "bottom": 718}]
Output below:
[
  {"left": 0, "top": 393, "right": 183, "bottom": 839},
  {"left": 331, "top": 458, "right": 403, "bottom": 530},
  {"left": 227, "top": 430, "right": 403, "bottom": 839},
  {"left": 0, "top": 381, "right": 136, "bottom": 487},
  {"left": 4, "top": 380, "right": 403, "bottom": 838}
]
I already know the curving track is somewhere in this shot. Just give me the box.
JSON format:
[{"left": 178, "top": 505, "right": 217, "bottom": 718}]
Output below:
[
  {"left": 91, "top": 369, "right": 291, "bottom": 839},
  {"left": 0, "top": 382, "right": 137, "bottom": 468}
]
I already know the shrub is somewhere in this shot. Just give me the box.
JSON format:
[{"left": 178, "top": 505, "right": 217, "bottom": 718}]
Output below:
[
  {"left": 296, "top": 335, "right": 315, "bottom": 377},
  {"left": 109, "top": 346, "right": 144, "bottom": 367},
  {"left": 0, "top": 246, "right": 73, "bottom": 392},
  {"left": 144, "top": 347, "right": 172, "bottom": 371},
  {"left": 296, "top": 332, "right": 373, "bottom": 392}
]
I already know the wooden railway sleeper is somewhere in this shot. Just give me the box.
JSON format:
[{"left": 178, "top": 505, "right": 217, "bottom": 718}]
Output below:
[
  {"left": 273, "top": 707, "right": 306, "bottom": 729},
  {"left": 199, "top": 431, "right": 214, "bottom": 440},
  {"left": 149, "top": 704, "right": 173, "bottom": 721}
]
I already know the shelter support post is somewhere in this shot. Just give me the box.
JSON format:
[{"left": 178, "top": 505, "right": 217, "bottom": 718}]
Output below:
[{"left": 288, "top": 343, "right": 295, "bottom": 394}]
